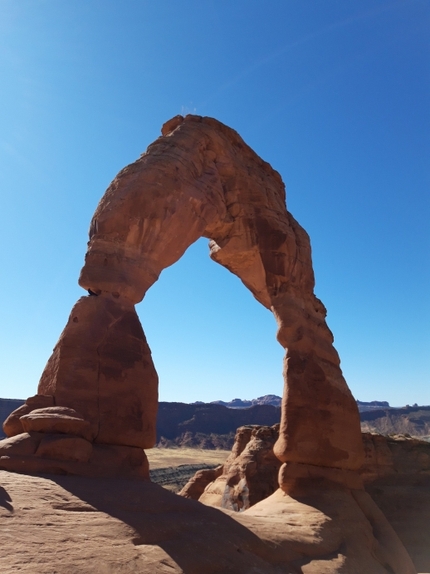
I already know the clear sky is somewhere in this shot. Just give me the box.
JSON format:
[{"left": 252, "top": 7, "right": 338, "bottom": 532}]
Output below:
[{"left": 0, "top": 1, "right": 429, "bottom": 406}]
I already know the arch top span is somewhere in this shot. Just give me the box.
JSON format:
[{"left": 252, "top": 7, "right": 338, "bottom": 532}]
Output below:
[{"left": 79, "top": 114, "right": 314, "bottom": 312}]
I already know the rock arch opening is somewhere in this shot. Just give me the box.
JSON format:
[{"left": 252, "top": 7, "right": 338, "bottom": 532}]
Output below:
[{"left": 137, "top": 236, "right": 284, "bottom": 405}]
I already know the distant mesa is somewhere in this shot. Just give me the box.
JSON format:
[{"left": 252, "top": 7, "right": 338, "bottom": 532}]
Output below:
[
  {"left": 205, "top": 396, "right": 392, "bottom": 411},
  {"left": 356, "top": 399, "right": 391, "bottom": 411},
  {"left": 203, "top": 394, "right": 283, "bottom": 409},
  {"left": 2, "top": 397, "right": 430, "bottom": 447}
]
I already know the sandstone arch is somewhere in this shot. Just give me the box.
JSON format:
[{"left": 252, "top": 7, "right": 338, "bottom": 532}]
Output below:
[
  {"left": 2, "top": 115, "right": 420, "bottom": 574},
  {"left": 3, "top": 115, "right": 364, "bottom": 482}
]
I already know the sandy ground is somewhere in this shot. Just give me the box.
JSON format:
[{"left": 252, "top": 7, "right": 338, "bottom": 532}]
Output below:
[{"left": 146, "top": 447, "right": 229, "bottom": 469}]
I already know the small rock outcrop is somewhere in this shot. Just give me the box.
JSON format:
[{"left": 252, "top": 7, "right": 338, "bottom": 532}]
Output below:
[
  {"left": 182, "top": 424, "right": 281, "bottom": 510},
  {"left": 0, "top": 395, "right": 149, "bottom": 478}
]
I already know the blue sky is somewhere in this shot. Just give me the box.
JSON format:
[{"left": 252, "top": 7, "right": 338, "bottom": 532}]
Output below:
[{"left": 0, "top": 0, "right": 429, "bottom": 406}]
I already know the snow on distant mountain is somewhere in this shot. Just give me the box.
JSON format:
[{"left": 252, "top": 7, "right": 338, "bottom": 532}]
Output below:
[
  {"left": 200, "top": 397, "right": 393, "bottom": 411},
  {"left": 208, "top": 395, "right": 282, "bottom": 408}
]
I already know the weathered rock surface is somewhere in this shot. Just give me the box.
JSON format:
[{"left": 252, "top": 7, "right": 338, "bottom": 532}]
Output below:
[
  {"left": 236, "top": 487, "right": 416, "bottom": 574},
  {"left": 38, "top": 296, "right": 158, "bottom": 449},
  {"left": 35, "top": 434, "right": 93, "bottom": 462},
  {"left": 361, "top": 432, "right": 430, "bottom": 483},
  {"left": 20, "top": 406, "right": 93, "bottom": 441},
  {"left": 194, "top": 424, "right": 281, "bottom": 510},
  {"left": 0, "top": 397, "right": 155, "bottom": 477},
  {"left": 362, "top": 433, "right": 430, "bottom": 573},
  {"left": 0, "top": 470, "right": 417, "bottom": 574},
  {"left": 2, "top": 394, "right": 54, "bottom": 437},
  {"left": 0, "top": 433, "right": 149, "bottom": 478}
]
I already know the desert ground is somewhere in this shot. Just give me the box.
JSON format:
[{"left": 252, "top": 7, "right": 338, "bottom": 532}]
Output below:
[
  {"left": 147, "top": 447, "right": 230, "bottom": 492},
  {"left": 146, "top": 447, "right": 230, "bottom": 469}
]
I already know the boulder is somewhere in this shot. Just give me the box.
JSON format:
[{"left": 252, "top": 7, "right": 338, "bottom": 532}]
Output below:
[
  {"left": 0, "top": 432, "right": 42, "bottom": 457},
  {"left": 197, "top": 424, "right": 281, "bottom": 510},
  {"left": 179, "top": 465, "right": 223, "bottom": 500},
  {"left": 20, "top": 407, "right": 93, "bottom": 441},
  {"left": 2, "top": 394, "right": 54, "bottom": 437},
  {"left": 0, "top": 437, "right": 148, "bottom": 479}
]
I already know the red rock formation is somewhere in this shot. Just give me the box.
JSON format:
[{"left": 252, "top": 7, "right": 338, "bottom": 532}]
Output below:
[
  {"left": 0, "top": 115, "right": 420, "bottom": 572},
  {"left": 0, "top": 431, "right": 149, "bottom": 478},
  {"left": 0, "top": 467, "right": 418, "bottom": 574},
  {"left": 37, "top": 296, "right": 158, "bottom": 449},
  {"left": 2, "top": 394, "right": 54, "bottom": 437},
  {"left": 2, "top": 115, "right": 363, "bottom": 482},
  {"left": 187, "top": 424, "right": 282, "bottom": 510},
  {"left": 178, "top": 465, "right": 224, "bottom": 501}
]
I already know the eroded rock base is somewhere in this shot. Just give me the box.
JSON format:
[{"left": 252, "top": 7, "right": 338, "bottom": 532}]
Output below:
[
  {"left": 236, "top": 486, "right": 416, "bottom": 574},
  {"left": 0, "top": 398, "right": 149, "bottom": 478},
  {"left": 0, "top": 471, "right": 416, "bottom": 574}
]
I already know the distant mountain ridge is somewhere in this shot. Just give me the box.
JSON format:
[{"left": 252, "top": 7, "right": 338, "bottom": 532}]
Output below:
[
  {"left": 203, "top": 394, "right": 282, "bottom": 409},
  {"left": 1, "top": 397, "right": 429, "bottom": 446},
  {"left": 196, "top": 395, "right": 392, "bottom": 412}
]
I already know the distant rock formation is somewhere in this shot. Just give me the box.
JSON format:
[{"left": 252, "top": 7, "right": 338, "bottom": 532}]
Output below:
[
  {"left": 2, "top": 397, "right": 430, "bottom": 445},
  {"left": 208, "top": 396, "right": 391, "bottom": 411},
  {"left": 181, "top": 424, "right": 281, "bottom": 509},
  {"left": 155, "top": 402, "right": 280, "bottom": 449},
  {"left": 361, "top": 404, "right": 430, "bottom": 436},
  {"left": 357, "top": 399, "right": 391, "bottom": 411},
  {"left": 209, "top": 394, "right": 282, "bottom": 408}
]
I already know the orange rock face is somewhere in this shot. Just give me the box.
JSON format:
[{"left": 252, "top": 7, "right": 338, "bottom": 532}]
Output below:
[
  {"left": 38, "top": 296, "right": 158, "bottom": 449},
  {"left": 192, "top": 424, "right": 282, "bottom": 510},
  {"left": 2, "top": 394, "right": 54, "bottom": 437},
  {"left": 2, "top": 114, "right": 363, "bottom": 479},
  {"left": 20, "top": 407, "right": 93, "bottom": 441}
]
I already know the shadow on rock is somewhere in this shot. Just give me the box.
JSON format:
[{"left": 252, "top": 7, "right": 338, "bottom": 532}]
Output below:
[
  {"left": 0, "top": 486, "right": 13, "bottom": 512},
  {"left": 48, "top": 474, "right": 282, "bottom": 574}
]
